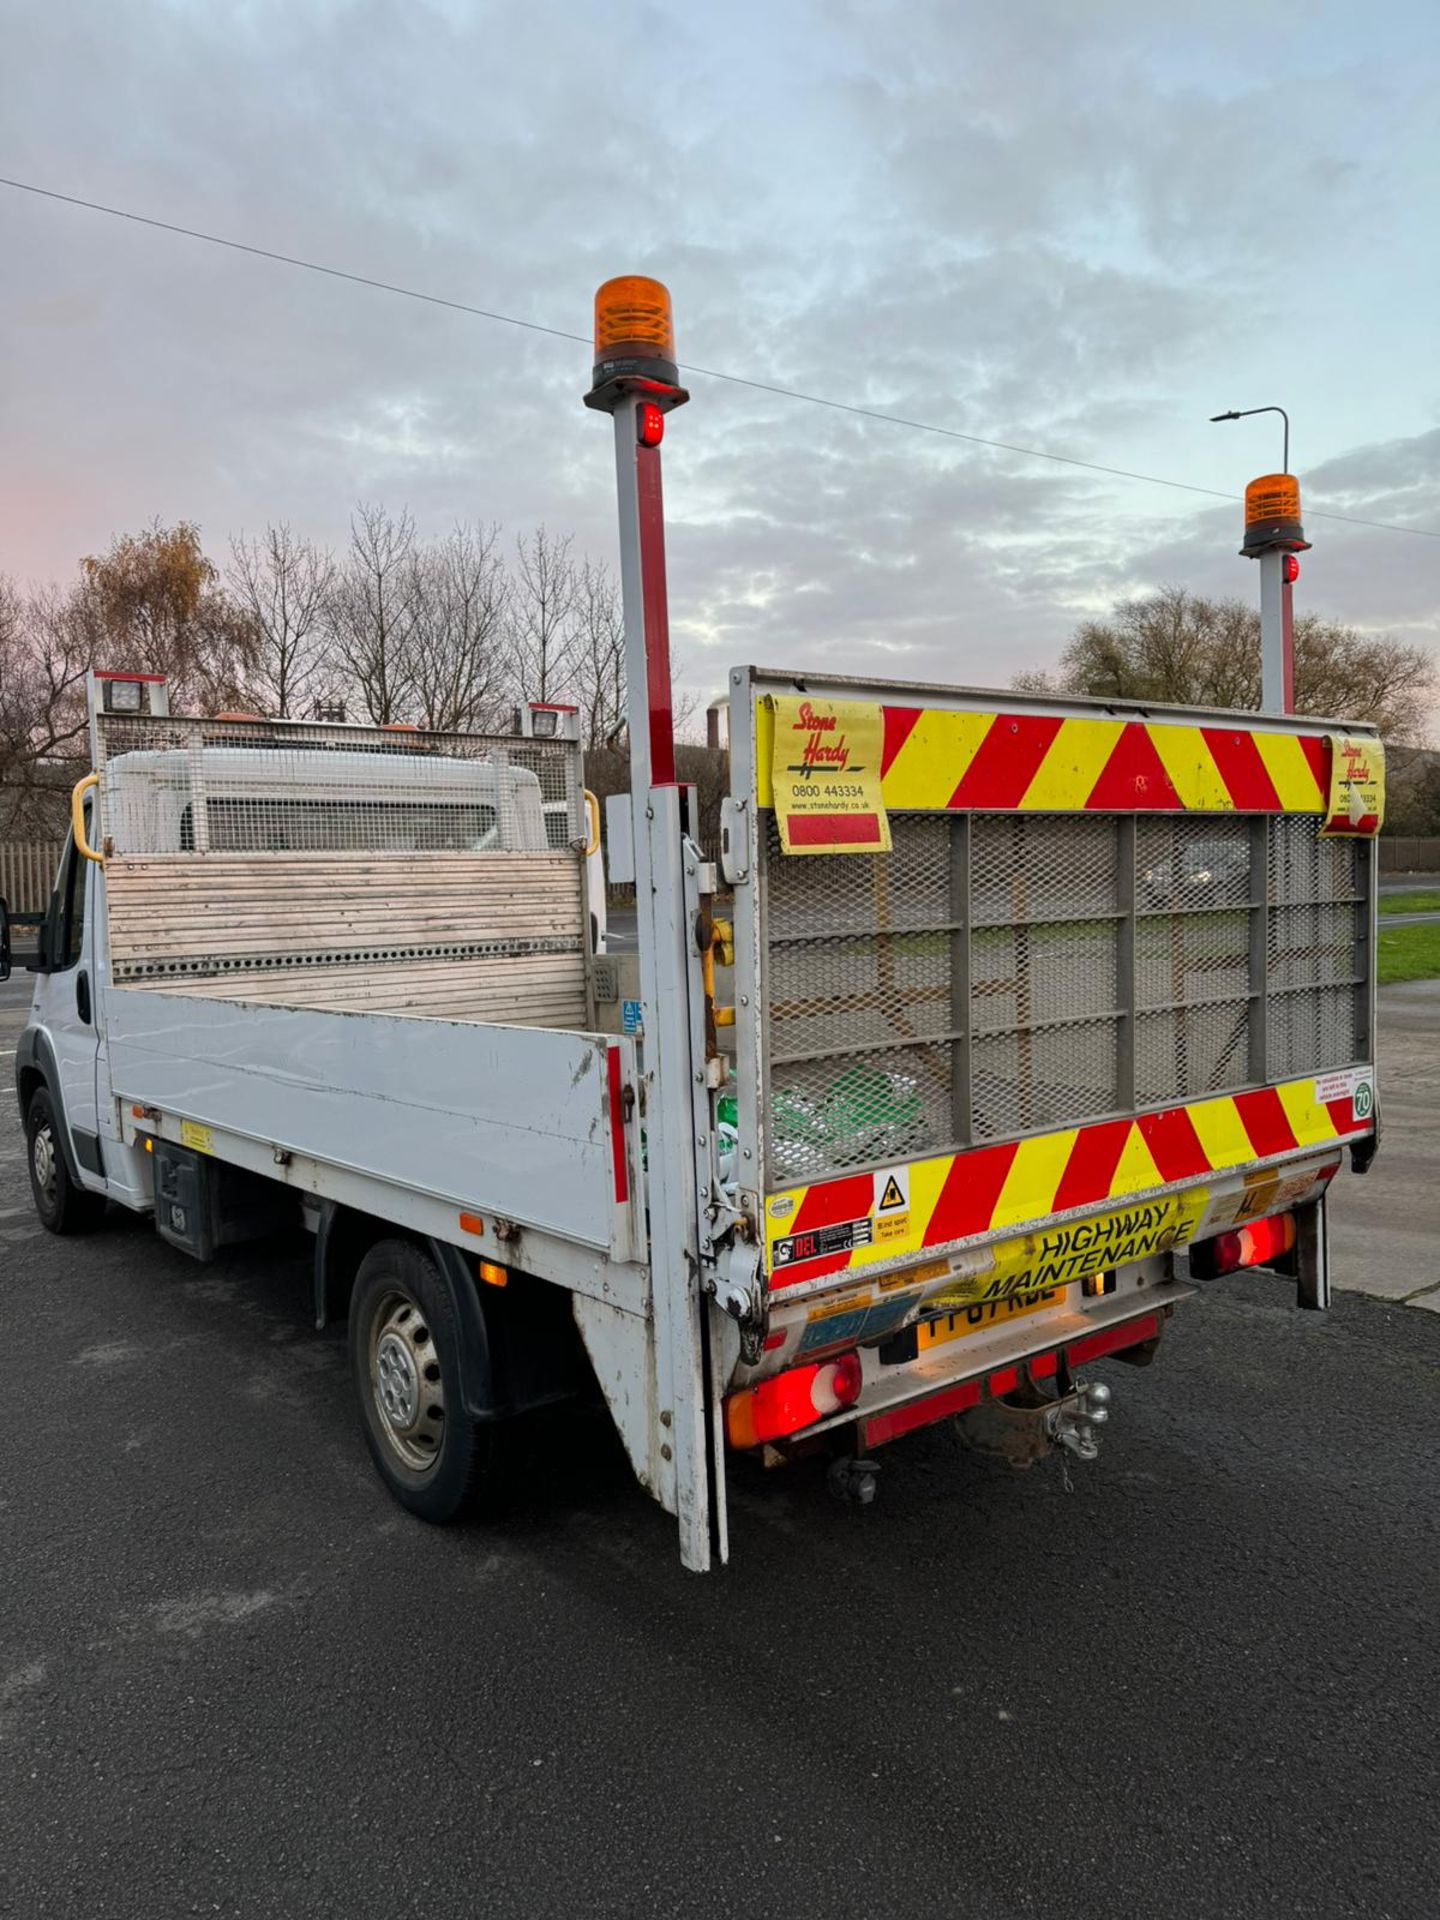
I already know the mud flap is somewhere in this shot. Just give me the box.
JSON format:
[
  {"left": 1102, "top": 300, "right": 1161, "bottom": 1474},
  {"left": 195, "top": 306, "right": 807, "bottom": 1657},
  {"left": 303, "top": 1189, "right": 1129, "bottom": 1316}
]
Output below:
[
  {"left": 572, "top": 1292, "right": 733, "bottom": 1570},
  {"left": 1294, "top": 1191, "right": 1331, "bottom": 1311}
]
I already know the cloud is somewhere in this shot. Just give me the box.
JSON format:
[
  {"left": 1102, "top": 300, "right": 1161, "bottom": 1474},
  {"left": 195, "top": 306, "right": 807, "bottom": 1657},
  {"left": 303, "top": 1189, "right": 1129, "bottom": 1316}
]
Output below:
[
  {"left": 1307, "top": 428, "right": 1440, "bottom": 520},
  {"left": 0, "top": 0, "right": 1434, "bottom": 715}
]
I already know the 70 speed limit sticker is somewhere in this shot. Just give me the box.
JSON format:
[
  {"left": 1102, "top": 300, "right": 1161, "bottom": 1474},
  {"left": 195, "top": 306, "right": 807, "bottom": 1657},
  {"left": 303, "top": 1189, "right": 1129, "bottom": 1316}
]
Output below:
[{"left": 1313, "top": 1066, "right": 1375, "bottom": 1122}]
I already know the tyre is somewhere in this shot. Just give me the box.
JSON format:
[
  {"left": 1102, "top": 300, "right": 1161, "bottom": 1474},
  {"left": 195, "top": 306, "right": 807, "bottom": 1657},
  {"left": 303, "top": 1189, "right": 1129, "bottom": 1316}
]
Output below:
[
  {"left": 26, "top": 1085, "right": 107, "bottom": 1235},
  {"left": 348, "top": 1239, "right": 497, "bottom": 1524}
]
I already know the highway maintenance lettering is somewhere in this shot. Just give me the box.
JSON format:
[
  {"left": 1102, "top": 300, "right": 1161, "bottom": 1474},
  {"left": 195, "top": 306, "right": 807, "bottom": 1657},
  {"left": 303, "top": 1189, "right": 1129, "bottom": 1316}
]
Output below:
[{"left": 932, "top": 1190, "right": 1209, "bottom": 1308}]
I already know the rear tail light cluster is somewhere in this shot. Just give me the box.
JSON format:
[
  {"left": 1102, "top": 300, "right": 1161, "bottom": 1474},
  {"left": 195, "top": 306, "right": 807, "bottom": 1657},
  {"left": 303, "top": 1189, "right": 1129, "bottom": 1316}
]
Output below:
[
  {"left": 724, "top": 1352, "right": 862, "bottom": 1449},
  {"left": 728, "top": 1305, "right": 1169, "bottom": 1455},
  {"left": 1190, "top": 1211, "right": 1296, "bottom": 1280}
]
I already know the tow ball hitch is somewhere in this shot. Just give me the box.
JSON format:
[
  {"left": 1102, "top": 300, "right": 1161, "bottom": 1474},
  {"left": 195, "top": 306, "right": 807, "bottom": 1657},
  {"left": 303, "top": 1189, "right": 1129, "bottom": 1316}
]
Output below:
[
  {"left": 957, "top": 1379, "right": 1114, "bottom": 1469},
  {"left": 1048, "top": 1381, "right": 1111, "bottom": 1461}
]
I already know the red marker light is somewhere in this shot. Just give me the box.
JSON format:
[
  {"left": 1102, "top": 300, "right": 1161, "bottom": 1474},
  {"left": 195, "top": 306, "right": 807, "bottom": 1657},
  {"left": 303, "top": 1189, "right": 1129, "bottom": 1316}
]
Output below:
[
  {"left": 637, "top": 401, "right": 665, "bottom": 448},
  {"left": 1283, "top": 554, "right": 1300, "bottom": 584}
]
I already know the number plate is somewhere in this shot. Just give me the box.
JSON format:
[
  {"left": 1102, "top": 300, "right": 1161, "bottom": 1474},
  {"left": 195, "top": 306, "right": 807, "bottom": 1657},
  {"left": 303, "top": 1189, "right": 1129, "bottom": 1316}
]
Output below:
[{"left": 916, "top": 1287, "right": 1061, "bottom": 1352}]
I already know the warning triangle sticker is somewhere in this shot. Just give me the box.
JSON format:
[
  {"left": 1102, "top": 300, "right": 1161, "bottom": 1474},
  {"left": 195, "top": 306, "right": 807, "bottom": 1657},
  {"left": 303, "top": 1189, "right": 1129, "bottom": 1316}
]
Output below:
[{"left": 878, "top": 1175, "right": 907, "bottom": 1212}]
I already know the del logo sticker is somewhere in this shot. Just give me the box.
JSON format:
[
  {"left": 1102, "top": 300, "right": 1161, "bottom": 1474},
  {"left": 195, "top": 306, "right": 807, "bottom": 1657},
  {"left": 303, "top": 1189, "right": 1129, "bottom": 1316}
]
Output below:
[{"left": 768, "top": 694, "right": 891, "bottom": 855}]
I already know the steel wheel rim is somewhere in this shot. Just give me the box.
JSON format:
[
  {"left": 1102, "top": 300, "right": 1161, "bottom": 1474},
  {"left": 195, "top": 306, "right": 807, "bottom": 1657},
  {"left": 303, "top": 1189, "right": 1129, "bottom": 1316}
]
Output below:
[
  {"left": 32, "top": 1123, "right": 57, "bottom": 1210},
  {"left": 368, "top": 1287, "right": 445, "bottom": 1474}
]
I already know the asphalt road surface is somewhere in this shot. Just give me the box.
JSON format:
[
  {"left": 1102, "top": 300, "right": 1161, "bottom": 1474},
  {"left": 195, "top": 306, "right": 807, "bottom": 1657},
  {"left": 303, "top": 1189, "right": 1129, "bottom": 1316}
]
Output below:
[{"left": 3, "top": 1001, "right": 1438, "bottom": 1918}]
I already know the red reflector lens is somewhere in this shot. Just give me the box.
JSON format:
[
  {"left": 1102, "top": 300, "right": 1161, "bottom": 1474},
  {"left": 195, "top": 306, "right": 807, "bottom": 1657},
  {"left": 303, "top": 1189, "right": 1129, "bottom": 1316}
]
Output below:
[
  {"left": 1283, "top": 554, "right": 1300, "bottom": 584},
  {"left": 1065, "top": 1311, "right": 1162, "bottom": 1368},
  {"left": 860, "top": 1378, "right": 981, "bottom": 1449},
  {"left": 724, "top": 1351, "right": 862, "bottom": 1449},
  {"left": 1190, "top": 1211, "right": 1297, "bottom": 1279},
  {"left": 637, "top": 401, "right": 665, "bottom": 448},
  {"left": 827, "top": 1351, "right": 863, "bottom": 1410}
]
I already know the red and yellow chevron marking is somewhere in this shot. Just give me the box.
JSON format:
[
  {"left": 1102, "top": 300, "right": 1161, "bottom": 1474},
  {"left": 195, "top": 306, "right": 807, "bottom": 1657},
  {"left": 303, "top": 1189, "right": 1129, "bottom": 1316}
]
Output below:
[
  {"left": 763, "top": 1073, "right": 1373, "bottom": 1287},
  {"left": 755, "top": 700, "right": 1333, "bottom": 814}
]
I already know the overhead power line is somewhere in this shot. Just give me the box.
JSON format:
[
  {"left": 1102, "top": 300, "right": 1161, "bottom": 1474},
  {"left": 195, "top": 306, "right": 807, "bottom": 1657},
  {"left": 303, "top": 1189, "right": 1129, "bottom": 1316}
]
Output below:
[{"left": 2, "top": 173, "right": 1437, "bottom": 542}]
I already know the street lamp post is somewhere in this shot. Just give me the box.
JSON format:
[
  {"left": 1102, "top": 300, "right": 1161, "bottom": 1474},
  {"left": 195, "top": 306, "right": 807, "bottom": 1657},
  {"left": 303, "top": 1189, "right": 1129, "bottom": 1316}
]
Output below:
[
  {"left": 1211, "top": 405, "right": 1291, "bottom": 475},
  {"left": 1210, "top": 406, "right": 1310, "bottom": 715}
]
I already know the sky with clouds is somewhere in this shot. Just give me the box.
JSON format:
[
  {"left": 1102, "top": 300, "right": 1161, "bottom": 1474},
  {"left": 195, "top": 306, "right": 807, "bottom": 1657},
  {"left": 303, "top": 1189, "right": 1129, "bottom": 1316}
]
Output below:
[{"left": 2, "top": 0, "right": 1437, "bottom": 716}]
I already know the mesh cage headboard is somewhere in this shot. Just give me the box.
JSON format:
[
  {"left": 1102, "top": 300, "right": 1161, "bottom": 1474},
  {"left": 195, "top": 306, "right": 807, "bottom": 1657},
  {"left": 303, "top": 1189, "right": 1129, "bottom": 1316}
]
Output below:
[
  {"left": 94, "top": 712, "right": 584, "bottom": 859},
  {"left": 95, "top": 714, "right": 590, "bottom": 1011}
]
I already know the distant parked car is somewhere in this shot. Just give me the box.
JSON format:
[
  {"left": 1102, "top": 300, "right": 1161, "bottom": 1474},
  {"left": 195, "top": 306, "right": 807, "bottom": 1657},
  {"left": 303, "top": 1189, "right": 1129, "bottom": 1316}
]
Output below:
[{"left": 1141, "top": 838, "right": 1249, "bottom": 905}]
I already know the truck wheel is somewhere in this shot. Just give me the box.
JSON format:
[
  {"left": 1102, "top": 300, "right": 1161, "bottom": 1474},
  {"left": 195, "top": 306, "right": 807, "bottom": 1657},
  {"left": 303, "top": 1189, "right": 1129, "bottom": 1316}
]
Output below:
[
  {"left": 348, "top": 1240, "right": 496, "bottom": 1524},
  {"left": 26, "top": 1086, "right": 106, "bottom": 1235}
]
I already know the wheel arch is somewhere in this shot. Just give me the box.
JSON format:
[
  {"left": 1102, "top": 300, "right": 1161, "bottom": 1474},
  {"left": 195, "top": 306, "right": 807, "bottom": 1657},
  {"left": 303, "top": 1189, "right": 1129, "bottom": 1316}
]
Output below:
[
  {"left": 14, "top": 1027, "right": 85, "bottom": 1188},
  {"left": 314, "top": 1204, "right": 586, "bottom": 1421}
]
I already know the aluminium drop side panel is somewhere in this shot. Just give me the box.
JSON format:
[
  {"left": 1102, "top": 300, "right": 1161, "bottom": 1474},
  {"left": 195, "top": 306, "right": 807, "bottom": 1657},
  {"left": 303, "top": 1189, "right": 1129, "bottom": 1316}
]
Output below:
[{"left": 102, "top": 988, "right": 639, "bottom": 1260}]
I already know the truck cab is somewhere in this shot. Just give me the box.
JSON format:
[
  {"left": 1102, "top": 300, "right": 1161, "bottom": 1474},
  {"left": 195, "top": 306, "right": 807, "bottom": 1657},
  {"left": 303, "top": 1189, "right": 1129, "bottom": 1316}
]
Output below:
[{"left": 14, "top": 790, "right": 112, "bottom": 1233}]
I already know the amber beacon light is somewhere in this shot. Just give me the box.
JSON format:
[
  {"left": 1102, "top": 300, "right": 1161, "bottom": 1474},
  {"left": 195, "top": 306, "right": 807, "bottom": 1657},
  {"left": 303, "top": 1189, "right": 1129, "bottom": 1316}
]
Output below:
[
  {"left": 1242, "top": 471, "right": 1310, "bottom": 558},
  {"left": 586, "top": 276, "right": 688, "bottom": 412}
]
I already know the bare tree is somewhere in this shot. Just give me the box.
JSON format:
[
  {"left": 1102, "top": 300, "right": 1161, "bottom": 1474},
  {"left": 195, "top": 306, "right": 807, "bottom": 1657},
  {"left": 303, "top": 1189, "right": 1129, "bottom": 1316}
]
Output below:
[
  {"left": 0, "top": 576, "right": 100, "bottom": 835},
  {"left": 510, "top": 525, "right": 578, "bottom": 705},
  {"left": 325, "top": 504, "right": 421, "bottom": 724},
  {"left": 228, "top": 524, "right": 336, "bottom": 718},
  {"left": 410, "top": 523, "right": 513, "bottom": 733},
  {"left": 571, "top": 560, "right": 627, "bottom": 747},
  {"left": 1020, "top": 586, "right": 1434, "bottom": 741}
]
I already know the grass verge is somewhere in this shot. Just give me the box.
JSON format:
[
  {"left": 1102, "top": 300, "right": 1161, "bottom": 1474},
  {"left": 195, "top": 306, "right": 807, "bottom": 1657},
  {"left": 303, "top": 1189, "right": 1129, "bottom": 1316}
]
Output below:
[
  {"left": 1378, "top": 889, "right": 1440, "bottom": 917},
  {"left": 1377, "top": 922, "right": 1440, "bottom": 985}
]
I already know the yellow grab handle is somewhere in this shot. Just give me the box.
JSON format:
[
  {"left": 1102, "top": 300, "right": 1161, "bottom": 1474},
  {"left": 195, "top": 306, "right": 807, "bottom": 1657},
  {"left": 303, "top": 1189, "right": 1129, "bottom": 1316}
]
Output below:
[
  {"left": 72, "top": 773, "right": 103, "bottom": 864},
  {"left": 702, "top": 915, "right": 736, "bottom": 1030},
  {"left": 583, "top": 789, "right": 602, "bottom": 858}
]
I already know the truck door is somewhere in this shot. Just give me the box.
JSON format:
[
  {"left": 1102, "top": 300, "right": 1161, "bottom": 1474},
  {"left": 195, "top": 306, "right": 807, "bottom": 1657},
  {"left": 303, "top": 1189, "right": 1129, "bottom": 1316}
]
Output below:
[{"left": 34, "top": 822, "right": 104, "bottom": 1184}]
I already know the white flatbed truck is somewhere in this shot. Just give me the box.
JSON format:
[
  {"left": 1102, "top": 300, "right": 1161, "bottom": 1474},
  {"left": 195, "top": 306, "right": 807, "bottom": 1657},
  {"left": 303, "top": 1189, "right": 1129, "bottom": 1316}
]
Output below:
[{"left": 3, "top": 277, "right": 1382, "bottom": 1570}]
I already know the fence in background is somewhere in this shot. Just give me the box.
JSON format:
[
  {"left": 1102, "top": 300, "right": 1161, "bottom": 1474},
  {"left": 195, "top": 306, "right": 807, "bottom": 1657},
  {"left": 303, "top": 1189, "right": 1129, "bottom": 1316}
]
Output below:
[
  {"left": 0, "top": 842, "right": 63, "bottom": 917},
  {"left": 1379, "top": 838, "right": 1440, "bottom": 873}
]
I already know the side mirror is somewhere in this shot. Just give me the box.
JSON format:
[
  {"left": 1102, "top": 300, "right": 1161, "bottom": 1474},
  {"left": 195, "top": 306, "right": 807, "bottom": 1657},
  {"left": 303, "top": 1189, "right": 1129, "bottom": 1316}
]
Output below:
[
  {"left": 27, "top": 905, "right": 54, "bottom": 975},
  {"left": 0, "top": 896, "right": 10, "bottom": 982}
]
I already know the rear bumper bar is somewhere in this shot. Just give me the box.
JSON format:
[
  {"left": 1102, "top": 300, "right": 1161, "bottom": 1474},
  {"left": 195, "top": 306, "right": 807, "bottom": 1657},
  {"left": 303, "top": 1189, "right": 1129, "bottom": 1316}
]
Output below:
[{"left": 798, "top": 1281, "right": 1191, "bottom": 1444}]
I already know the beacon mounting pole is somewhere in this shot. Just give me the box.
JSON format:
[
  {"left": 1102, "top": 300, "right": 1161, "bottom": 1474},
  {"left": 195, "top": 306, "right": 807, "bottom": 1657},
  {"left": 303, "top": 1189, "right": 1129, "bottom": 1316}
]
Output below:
[
  {"left": 585, "top": 278, "right": 723, "bottom": 1572},
  {"left": 1211, "top": 406, "right": 1309, "bottom": 715}
]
